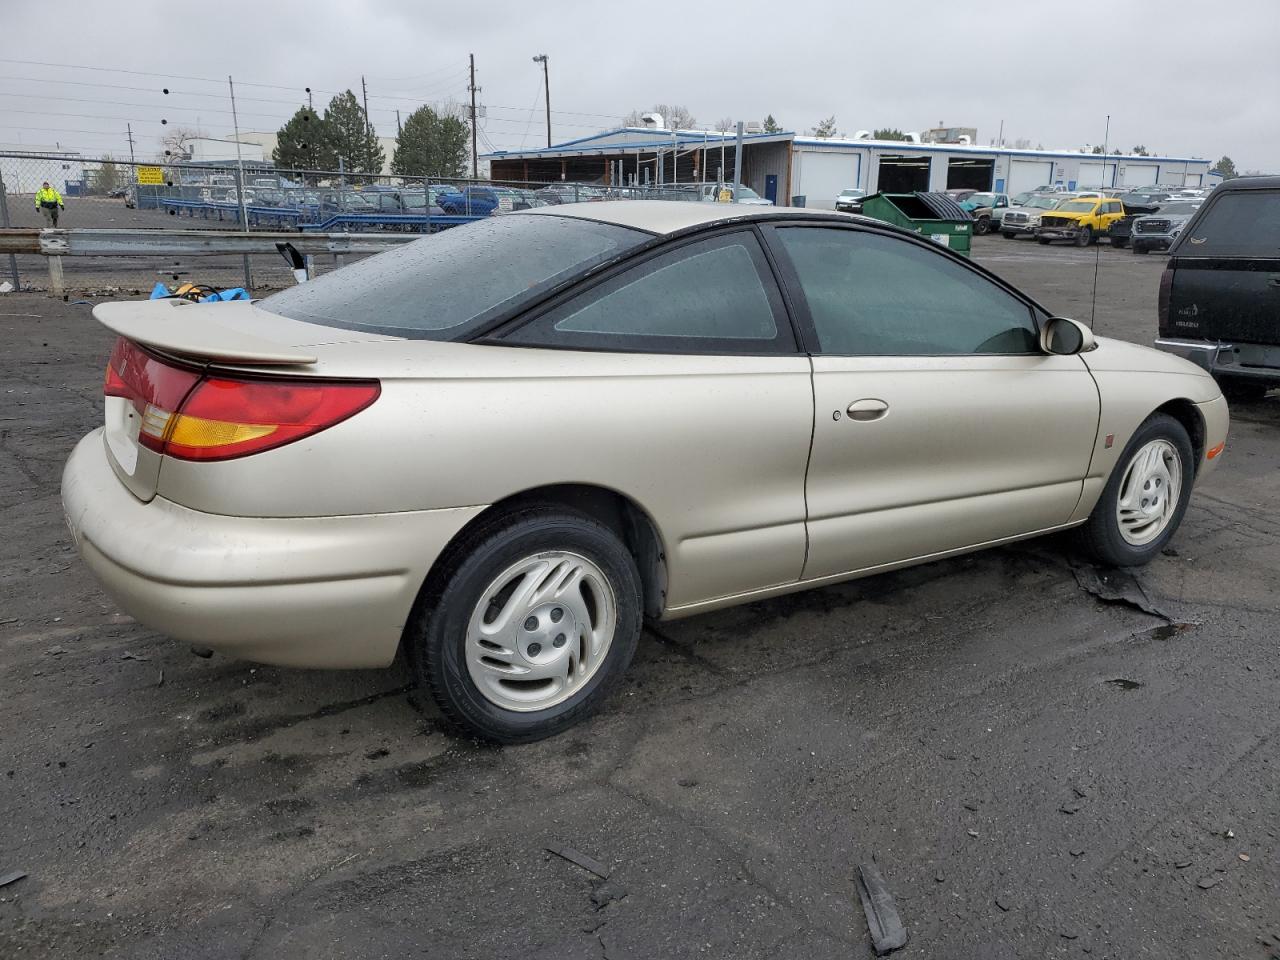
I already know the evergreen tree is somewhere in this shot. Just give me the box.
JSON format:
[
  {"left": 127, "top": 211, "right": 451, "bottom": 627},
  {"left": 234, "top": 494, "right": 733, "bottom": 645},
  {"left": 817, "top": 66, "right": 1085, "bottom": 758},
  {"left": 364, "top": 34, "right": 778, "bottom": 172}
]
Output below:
[
  {"left": 391, "top": 105, "right": 470, "bottom": 178},
  {"left": 762, "top": 114, "right": 782, "bottom": 134},
  {"left": 814, "top": 116, "right": 838, "bottom": 138},
  {"left": 322, "top": 91, "right": 385, "bottom": 177},
  {"left": 872, "top": 128, "right": 908, "bottom": 141},
  {"left": 1211, "top": 155, "right": 1238, "bottom": 179},
  {"left": 273, "top": 106, "right": 332, "bottom": 173},
  {"left": 93, "top": 156, "right": 120, "bottom": 195}
]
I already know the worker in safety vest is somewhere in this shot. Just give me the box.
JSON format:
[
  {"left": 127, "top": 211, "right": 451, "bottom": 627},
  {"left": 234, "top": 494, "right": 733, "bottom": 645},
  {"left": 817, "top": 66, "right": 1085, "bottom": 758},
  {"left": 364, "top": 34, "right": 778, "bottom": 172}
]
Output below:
[{"left": 35, "top": 181, "right": 65, "bottom": 227}]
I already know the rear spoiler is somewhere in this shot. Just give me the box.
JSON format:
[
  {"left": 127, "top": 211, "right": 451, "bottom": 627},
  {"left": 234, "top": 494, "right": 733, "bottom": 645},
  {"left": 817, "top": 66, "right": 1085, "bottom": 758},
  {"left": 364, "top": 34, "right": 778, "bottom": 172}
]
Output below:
[{"left": 93, "top": 300, "right": 318, "bottom": 365}]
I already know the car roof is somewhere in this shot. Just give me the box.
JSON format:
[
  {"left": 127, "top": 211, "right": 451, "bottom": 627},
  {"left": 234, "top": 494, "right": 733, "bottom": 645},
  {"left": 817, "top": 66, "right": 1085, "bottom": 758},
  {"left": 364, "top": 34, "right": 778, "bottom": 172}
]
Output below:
[{"left": 515, "top": 199, "right": 845, "bottom": 235}]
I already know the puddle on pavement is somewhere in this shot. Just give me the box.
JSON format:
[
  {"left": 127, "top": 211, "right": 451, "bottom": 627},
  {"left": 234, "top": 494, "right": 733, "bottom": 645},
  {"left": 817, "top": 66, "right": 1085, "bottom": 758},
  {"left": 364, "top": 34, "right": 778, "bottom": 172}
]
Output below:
[
  {"left": 1105, "top": 678, "right": 1143, "bottom": 691},
  {"left": 1140, "top": 622, "right": 1198, "bottom": 641}
]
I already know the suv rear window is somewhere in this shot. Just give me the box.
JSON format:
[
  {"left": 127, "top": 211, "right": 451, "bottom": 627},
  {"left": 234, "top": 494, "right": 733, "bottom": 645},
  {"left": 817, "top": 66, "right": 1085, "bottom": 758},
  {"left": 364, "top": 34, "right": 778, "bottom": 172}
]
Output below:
[
  {"left": 1181, "top": 191, "right": 1280, "bottom": 257},
  {"left": 261, "top": 214, "right": 648, "bottom": 339}
]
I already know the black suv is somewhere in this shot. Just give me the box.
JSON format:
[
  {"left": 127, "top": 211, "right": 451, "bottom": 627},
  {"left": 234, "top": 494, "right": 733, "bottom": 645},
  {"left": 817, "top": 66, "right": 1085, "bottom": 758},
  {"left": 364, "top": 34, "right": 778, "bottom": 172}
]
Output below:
[{"left": 1155, "top": 176, "right": 1280, "bottom": 400}]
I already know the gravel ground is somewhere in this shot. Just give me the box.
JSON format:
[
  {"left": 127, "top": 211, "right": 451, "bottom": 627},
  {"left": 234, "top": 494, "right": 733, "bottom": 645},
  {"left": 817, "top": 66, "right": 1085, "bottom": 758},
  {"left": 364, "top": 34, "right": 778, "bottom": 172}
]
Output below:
[{"left": 2, "top": 239, "right": 1279, "bottom": 959}]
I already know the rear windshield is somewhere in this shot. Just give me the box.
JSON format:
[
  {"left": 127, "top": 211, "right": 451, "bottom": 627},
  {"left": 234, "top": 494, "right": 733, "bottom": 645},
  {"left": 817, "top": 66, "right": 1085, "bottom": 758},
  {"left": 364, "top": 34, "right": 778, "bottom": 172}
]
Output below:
[
  {"left": 1180, "top": 191, "right": 1280, "bottom": 257},
  {"left": 260, "top": 214, "right": 649, "bottom": 339}
]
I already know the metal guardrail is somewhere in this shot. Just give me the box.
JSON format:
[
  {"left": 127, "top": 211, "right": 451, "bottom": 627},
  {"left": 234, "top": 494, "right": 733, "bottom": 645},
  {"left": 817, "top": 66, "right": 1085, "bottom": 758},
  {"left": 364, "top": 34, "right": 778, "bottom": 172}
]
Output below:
[
  {"left": 0, "top": 227, "right": 427, "bottom": 295},
  {"left": 0, "top": 227, "right": 424, "bottom": 257}
]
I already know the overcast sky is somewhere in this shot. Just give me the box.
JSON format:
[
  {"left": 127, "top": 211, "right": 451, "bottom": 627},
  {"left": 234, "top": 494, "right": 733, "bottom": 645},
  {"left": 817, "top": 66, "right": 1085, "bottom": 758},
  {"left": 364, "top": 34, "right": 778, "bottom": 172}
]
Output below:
[{"left": 1, "top": 0, "right": 1274, "bottom": 170}]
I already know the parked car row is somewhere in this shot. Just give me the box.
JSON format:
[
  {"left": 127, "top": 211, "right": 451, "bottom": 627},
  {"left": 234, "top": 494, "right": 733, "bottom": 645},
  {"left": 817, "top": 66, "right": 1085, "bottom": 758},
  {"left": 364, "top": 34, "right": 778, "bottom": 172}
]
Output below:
[{"left": 997, "top": 185, "right": 1206, "bottom": 252}]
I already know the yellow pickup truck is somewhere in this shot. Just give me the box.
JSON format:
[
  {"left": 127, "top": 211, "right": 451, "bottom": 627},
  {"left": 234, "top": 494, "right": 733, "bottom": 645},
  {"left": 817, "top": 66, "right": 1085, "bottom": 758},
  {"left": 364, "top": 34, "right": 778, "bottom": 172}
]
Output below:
[{"left": 1036, "top": 197, "right": 1126, "bottom": 246}]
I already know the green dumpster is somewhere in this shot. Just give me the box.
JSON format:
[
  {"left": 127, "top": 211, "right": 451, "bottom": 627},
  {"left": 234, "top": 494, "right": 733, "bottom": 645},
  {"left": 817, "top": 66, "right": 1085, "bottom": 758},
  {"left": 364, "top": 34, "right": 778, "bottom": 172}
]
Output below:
[{"left": 858, "top": 192, "right": 973, "bottom": 257}]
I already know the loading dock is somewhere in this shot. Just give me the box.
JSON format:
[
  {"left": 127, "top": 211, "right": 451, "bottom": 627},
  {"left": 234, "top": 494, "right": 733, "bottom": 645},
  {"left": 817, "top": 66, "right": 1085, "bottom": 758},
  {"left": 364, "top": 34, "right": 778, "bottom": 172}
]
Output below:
[
  {"left": 1075, "top": 161, "right": 1118, "bottom": 189},
  {"left": 946, "top": 156, "right": 994, "bottom": 192},
  {"left": 1005, "top": 158, "right": 1054, "bottom": 195},
  {"left": 877, "top": 155, "right": 931, "bottom": 193}
]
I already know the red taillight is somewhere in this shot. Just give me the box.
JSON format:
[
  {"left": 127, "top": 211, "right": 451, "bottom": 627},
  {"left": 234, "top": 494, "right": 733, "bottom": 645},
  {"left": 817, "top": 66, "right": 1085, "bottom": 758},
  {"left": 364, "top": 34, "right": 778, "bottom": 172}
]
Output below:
[
  {"left": 105, "top": 338, "right": 201, "bottom": 453},
  {"left": 103, "top": 337, "right": 379, "bottom": 461},
  {"left": 1157, "top": 265, "right": 1174, "bottom": 335}
]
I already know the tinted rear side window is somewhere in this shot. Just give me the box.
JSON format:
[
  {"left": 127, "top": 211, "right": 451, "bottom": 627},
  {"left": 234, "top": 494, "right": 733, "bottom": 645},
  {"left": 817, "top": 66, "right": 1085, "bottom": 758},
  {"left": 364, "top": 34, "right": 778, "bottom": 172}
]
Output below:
[
  {"left": 260, "top": 214, "right": 648, "bottom": 339},
  {"left": 1182, "top": 191, "right": 1280, "bottom": 257}
]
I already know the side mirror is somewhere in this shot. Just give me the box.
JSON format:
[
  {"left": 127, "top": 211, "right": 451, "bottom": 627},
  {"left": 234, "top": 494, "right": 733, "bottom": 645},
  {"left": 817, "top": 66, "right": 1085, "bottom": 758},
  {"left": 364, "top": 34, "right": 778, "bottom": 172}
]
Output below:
[{"left": 1041, "top": 316, "right": 1096, "bottom": 355}]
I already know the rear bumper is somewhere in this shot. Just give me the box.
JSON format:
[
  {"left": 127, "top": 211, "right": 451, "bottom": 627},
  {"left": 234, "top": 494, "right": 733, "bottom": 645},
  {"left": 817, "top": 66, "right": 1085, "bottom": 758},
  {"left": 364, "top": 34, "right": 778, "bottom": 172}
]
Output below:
[
  {"left": 61, "top": 429, "right": 485, "bottom": 668},
  {"left": 1154, "top": 339, "right": 1280, "bottom": 384}
]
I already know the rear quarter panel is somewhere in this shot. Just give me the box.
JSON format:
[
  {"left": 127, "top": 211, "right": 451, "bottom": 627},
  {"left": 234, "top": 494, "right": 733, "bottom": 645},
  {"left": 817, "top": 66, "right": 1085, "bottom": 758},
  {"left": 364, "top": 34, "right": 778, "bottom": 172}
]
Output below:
[{"left": 157, "top": 341, "right": 815, "bottom": 608}]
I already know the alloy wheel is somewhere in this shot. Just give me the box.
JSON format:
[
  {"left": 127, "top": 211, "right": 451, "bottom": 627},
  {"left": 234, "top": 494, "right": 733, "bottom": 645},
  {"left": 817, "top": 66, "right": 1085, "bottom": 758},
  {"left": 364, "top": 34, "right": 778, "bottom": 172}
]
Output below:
[
  {"left": 1115, "top": 439, "right": 1183, "bottom": 546},
  {"left": 465, "top": 551, "right": 617, "bottom": 712}
]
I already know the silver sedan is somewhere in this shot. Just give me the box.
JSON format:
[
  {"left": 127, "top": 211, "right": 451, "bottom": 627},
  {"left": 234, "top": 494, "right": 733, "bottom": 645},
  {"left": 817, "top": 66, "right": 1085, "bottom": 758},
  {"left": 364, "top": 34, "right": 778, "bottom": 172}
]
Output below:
[{"left": 62, "top": 202, "right": 1229, "bottom": 742}]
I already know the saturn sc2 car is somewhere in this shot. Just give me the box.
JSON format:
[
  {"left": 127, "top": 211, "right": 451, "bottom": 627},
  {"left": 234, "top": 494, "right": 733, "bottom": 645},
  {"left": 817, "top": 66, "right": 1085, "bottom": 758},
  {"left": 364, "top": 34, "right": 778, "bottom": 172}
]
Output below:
[{"left": 62, "top": 201, "right": 1229, "bottom": 742}]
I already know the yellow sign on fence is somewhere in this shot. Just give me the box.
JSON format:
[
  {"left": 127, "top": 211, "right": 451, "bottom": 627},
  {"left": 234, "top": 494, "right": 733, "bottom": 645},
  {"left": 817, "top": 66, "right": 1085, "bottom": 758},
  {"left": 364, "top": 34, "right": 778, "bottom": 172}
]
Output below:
[{"left": 135, "top": 166, "right": 164, "bottom": 185}]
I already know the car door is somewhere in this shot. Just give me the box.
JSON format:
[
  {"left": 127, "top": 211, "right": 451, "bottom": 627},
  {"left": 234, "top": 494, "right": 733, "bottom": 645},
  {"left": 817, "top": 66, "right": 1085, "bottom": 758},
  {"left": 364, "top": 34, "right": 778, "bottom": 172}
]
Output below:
[
  {"left": 500, "top": 228, "right": 814, "bottom": 608},
  {"left": 763, "top": 223, "right": 1101, "bottom": 581},
  {"left": 1102, "top": 200, "right": 1123, "bottom": 232}
]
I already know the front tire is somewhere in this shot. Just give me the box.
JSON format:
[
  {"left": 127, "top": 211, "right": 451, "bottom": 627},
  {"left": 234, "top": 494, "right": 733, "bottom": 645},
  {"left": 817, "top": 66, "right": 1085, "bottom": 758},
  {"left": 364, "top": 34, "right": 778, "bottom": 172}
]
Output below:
[
  {"left": 409, "top": 508, "right": 642, "bottom": 743},
  {"left": 974, "top": 216, "right": 991, "bottom": 236},
  {"left": 1002, "top": 231, "right": 1016, "bottom": 239},
  {"left": 1075, "top": 225, "right": 1093, "bottom": 247},
  {"left": 1076, "top": 413, "right": 1194, "bottom": 566}
]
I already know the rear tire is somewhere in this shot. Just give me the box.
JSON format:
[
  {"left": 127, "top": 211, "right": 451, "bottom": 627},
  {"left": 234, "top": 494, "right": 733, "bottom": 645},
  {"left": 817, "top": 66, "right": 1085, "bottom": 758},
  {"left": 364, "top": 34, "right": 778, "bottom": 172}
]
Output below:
[
  {"left": 1111, "top": 236, "right": 1128, "bottom": 248},
  {"left": 1075, "top": 413, "right": 1194, "bottom": 567},
  {"left": 408, "top": 507, "right": 642, "bottom": 743}
]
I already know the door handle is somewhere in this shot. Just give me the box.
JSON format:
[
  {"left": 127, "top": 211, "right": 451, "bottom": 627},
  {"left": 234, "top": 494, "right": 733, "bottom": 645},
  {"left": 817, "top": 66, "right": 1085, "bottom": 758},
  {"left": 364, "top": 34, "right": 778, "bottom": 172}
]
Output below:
[
  {"left": 845, "top": 398, "right": 890, "bottom": 422},
  {"left": 1267, "top": 275, "right": 1280, "bottom": 288}
]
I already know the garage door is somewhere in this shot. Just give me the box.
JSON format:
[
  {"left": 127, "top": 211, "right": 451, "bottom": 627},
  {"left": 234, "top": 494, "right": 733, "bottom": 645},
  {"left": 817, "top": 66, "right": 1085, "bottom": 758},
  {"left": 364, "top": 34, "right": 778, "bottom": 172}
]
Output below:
[
  {"left": 795, "top": 151, "right": 861, "bottom": 209},
  {"left": 1075, "top": 162, "right": 1117, "bottom": 189},
  {"left": 1007, "top": 159, "right": 1053, "bottom": 194},
  {"left": 1122, "top": 164, "right": 1158, "bottom": 187},
  {"left": 1184, "top": 173, "right": 1203, "bottom": 187}
]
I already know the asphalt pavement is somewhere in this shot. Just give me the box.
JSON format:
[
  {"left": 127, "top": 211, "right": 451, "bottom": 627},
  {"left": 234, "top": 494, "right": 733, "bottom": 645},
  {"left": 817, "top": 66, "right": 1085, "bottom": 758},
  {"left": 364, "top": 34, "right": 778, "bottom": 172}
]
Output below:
[{"left": 2, "top": 237, "right": 1278, "bottom": 959}]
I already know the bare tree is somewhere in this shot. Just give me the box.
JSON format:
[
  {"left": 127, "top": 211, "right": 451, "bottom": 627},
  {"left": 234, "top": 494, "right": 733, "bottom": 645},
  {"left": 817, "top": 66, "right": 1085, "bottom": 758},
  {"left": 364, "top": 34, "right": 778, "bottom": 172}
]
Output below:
[
  {"left": 158, "top": 125, "right": 207, "bottom": 161},
  {"left": 623, "top": 104, "right": 697, "bottom": 130}
]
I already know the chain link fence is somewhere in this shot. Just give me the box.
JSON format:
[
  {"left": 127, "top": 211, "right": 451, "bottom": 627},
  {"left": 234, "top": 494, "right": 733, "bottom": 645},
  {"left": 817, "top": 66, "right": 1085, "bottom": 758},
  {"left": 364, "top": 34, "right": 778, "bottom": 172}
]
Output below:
[{"left": 1, "top": 151, "right": 742, "bottom": 294}]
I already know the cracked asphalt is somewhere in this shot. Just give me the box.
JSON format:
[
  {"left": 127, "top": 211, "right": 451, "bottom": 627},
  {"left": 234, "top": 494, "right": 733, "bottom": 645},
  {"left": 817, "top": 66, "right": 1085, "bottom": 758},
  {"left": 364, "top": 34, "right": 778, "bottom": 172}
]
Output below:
[{"left": 2, "top": 237, "right": 1279, "bottom": 959}]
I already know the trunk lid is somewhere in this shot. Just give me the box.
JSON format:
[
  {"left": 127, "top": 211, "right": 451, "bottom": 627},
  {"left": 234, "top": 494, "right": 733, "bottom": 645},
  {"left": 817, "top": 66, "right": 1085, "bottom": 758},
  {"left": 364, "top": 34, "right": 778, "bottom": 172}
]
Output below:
[{"left": 94, "top": 298, "right": 397, "bottom": 500}]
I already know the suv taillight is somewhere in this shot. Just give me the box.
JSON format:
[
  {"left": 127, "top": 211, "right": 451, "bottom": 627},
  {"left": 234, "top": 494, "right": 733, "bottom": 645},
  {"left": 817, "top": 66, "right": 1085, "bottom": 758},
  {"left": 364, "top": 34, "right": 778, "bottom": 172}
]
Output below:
[
  {"left": 1157, "top": 265, "right": 1174, "bottom": 336},
  {"left": 104, "top": 337, "right": 380, "bottom": 461}
]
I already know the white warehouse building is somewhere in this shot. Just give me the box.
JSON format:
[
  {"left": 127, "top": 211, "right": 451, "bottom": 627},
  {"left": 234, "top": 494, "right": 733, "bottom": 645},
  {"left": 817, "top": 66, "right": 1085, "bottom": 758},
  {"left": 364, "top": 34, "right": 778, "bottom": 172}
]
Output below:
[{"left": 485, "top": 127, "right": 1214, "bottom": 209}]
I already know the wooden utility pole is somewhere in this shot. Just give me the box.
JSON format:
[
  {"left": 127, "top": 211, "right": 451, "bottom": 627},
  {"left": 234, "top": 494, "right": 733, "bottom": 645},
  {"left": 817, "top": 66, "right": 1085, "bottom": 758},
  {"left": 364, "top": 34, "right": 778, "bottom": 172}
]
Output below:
[
  {"left": 361, "top": 75, "right": 374, "bottom": 170},
  {"left": 469, "top": 54, "right": 480, "bottom": 178}
]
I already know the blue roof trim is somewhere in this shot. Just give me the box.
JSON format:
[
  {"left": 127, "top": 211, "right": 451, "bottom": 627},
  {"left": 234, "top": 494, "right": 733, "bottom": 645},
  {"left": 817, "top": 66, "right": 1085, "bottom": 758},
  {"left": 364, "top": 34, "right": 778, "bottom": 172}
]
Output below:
[{"left": 485, "top": 130, "right": 795, "bottom": 159}]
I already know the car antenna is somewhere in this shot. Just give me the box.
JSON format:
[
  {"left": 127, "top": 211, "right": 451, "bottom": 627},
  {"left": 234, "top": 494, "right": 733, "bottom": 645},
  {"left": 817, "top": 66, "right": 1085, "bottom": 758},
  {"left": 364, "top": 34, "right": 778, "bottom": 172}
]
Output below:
[{"left": 1088, "top": 114, "right": 1110, "bottom": 330}]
